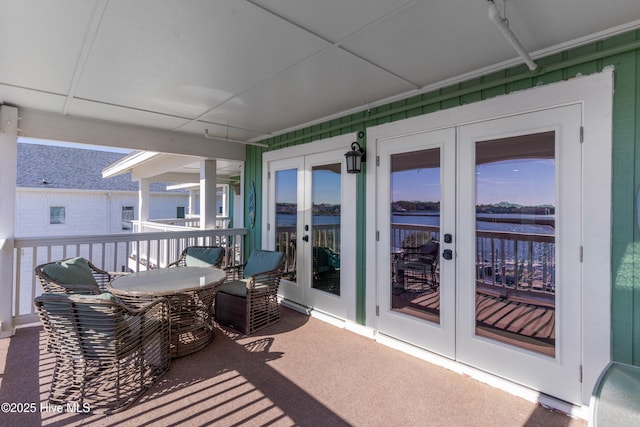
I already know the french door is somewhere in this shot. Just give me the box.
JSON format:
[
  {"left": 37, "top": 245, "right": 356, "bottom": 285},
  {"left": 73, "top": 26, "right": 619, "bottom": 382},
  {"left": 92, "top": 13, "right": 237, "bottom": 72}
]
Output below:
[
  {"left": 265, "top": 146, "right": 356, "bottom": 320},
  {"left": 376, "top": 105, "right": 583, "bottom": 404},
  {"left": 376, "top": 128, "right": 457, "bottom": 358}
]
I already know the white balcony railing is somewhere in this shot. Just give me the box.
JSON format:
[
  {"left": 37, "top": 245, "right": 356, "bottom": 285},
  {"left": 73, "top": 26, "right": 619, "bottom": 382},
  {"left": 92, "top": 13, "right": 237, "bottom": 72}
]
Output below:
[
  {"left": 274, "top": 224, "right": 341, "bottom": 278},
  {"left": 390, "top": 222, "right": 555, "bottom": 301},
  {"left": 138, "top": 216, "right": 232, "bottom": 230},
  {"left": 12, "top": 226, "right": 247, "bottom": 326}
]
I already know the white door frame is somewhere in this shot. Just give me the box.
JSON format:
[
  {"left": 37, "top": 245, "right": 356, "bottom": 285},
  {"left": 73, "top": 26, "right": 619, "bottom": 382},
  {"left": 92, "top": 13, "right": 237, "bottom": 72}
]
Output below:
[
  {"left": 263, "top": 133, "right": 358, "bottom": 324},
  {"left": 366, "top": 70, "right": 613, "bottom": 406}
]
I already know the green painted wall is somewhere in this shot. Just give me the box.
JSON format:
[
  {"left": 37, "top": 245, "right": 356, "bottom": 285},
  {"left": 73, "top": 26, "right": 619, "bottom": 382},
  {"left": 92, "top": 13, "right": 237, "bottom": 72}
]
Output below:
[{"left": 244, "top": 29, "right": 640, "bottom": 365}]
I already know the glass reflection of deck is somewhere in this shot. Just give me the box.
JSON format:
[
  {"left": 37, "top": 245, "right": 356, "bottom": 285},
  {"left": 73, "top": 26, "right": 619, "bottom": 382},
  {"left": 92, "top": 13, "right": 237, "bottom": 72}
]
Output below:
[{"left": 391, "top": 222, "right": 555, "bottom": 356}]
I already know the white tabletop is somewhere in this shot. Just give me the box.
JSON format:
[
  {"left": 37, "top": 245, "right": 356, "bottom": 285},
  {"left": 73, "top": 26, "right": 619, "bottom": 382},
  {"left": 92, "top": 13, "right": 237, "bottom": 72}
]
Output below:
[{"left": 109, "top": 267, "right": 226, "bottom": 295}]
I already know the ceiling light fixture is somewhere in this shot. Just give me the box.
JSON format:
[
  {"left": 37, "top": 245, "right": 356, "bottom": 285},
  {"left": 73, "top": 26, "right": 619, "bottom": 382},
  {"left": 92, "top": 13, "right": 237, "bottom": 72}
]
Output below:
[
  {"left": 487, "top": 0, "right": 537, "bottom": 71},
  {"left": 204, "top": 129, "right": 268, "bottom": 147}
]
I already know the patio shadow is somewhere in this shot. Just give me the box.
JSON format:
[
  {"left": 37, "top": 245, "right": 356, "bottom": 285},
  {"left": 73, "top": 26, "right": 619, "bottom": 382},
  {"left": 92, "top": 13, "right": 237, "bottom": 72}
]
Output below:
[{"left": 3, "top": 306, "right": 352, "bottom": 426}]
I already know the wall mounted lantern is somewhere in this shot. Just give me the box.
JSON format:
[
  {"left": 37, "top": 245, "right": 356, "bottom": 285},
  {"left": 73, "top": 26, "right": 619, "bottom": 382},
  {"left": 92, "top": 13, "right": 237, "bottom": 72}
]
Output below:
[{"left": 345, "top": 141, "right": 366, "bottom": 173}]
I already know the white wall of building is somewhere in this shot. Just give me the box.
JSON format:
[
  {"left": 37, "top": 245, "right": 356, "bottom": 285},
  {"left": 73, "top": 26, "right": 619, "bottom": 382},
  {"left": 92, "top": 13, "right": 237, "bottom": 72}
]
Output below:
[{"left": 16, "top": 188, "right": 189, "bottom": 237}]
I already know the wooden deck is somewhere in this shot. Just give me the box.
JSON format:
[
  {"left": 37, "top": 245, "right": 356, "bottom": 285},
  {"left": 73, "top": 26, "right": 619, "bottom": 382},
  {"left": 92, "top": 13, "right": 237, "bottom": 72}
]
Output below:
[{"left": 391, "top": 284, "right": 556, "bottom": 356}]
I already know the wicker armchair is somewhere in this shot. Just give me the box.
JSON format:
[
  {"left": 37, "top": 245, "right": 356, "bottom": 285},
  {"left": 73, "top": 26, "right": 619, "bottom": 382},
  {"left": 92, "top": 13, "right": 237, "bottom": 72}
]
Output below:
[
  {"left": 167, "top": 246, "right": 225, "bottom": 268},
  {"left": 35, "top": 257, "right": 115, "bottom": 295},
  {"left": 34, "top": 293, "right": 170, "bottom": 414},
  {"left": 215, "top": 249, "right": 285, "bottom": 335}
]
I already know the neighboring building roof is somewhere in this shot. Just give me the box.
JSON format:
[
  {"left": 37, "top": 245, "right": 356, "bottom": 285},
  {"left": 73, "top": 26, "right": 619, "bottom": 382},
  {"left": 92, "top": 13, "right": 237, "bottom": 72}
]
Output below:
[{"left": 17, "top": 143, "right": 179, "bottom": 192}]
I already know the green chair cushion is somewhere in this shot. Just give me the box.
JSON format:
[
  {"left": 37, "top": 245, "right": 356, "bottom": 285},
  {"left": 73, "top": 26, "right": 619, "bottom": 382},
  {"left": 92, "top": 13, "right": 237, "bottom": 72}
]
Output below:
[
  {"left": 218, "top": 280, "right": 248, "bottom": 297},
  {"left": 42, "top": 257, "right": 99, "bottom": 286},
  {"left": 218, "top": 280, "right": 269, "bottom": 298},
  {"left": 243, "top": 250, "right": 284, "bottom": 279},
  {"left": 185, "top": 247, "right": 223, "bottom": 267}
]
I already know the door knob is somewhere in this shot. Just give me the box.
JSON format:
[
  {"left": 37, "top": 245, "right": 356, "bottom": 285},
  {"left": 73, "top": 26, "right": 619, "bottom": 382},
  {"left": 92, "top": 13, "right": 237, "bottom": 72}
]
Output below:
[
  {"left": 442, "top": 249, "right": 453, "bottom": 260},
  {"left": 302, "top": 235, "right": 309, "bottom": 242}
]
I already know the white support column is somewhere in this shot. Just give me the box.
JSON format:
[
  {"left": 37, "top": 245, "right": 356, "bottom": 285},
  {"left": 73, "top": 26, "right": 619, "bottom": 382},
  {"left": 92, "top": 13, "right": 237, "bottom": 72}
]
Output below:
[
  {"left": 188, "top": 189, "right": 196, "bottom": 217},
  {"left": 200, "top": 159, "right": 217, "bottom": 229},
  {"left": 0, "top": 106, "right": 18, "bottom": 338},
  {"left": 139, "top": 178, "right": 151, "bottom": 222}
]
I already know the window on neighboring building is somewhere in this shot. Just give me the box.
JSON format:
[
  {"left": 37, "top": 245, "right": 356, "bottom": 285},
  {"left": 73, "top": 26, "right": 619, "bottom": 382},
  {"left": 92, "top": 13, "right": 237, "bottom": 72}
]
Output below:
[
  {"left": 50, "top": 206, "right": 66, "bottom": 224},
  {"left": 177, "top": 206, "right": 185, "bottom": 219},
  {"left": 122, "top": 206, "right": 134, "bottom": 230}
]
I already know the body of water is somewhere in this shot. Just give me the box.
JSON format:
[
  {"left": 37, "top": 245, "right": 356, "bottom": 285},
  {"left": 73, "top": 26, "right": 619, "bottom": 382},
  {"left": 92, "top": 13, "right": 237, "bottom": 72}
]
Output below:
[
  {"left": 277, "top": 213, "right": 340, "bottom": 227},
  {"left": 392, "top": 212, "right": 554, "bottom": 235},
  {"left": 278, "top": 212, "right": 555, "bottom": 235}
]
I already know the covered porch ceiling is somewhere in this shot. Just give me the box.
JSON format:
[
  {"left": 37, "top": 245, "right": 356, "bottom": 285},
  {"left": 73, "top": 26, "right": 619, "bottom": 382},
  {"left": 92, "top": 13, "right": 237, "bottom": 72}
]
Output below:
[
  {"left": 101, "top": 150, "right": 243, "bottom": 186},
  {"left": 2, "top": 0, "right": 640, "bottom": 152}
]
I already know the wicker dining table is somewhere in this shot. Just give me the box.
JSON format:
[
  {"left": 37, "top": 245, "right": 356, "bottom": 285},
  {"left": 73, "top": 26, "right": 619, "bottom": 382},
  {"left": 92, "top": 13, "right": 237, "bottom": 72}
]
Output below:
[{"left": 108, "top": 266, "right": 227, "bottom": 358}]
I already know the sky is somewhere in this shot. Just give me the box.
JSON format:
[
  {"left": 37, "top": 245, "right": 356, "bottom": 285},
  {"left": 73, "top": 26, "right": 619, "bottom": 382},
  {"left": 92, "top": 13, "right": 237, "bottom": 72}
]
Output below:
[{"left": 18, "top": 137, "right": 132, "bottom": 154}]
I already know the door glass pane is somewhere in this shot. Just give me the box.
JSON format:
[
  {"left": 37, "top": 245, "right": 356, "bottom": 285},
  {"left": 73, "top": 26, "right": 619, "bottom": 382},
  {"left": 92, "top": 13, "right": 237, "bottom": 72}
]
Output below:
[
  {"left": 312, "top": 164, "right": 341, "bottom": 295},
  {"left": 390, "top": 148, "right": 441, "bottom": 324},
  {"left": 276, "top": 169, "right": 298, "bottom": 282},
  {"left": 475, "top": 132, "right": 556, "bottom": 357}
]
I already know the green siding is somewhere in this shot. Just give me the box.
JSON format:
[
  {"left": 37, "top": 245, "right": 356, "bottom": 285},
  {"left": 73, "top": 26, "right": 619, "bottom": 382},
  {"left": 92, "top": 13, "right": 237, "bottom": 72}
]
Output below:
[{"left": 244, "top": 29, "right": 640, "bottom": 365}]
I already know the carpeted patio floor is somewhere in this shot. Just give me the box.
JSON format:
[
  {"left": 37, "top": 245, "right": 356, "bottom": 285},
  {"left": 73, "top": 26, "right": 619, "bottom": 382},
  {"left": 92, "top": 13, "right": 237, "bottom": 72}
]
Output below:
[{"left": 0, "top": 306, "right": 587, "bottom": 426}]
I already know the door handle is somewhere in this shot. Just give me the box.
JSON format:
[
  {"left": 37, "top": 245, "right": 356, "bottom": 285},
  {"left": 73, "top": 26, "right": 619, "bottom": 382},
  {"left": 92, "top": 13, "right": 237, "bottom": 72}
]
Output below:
[
  {"left": 302, "top": 235, "right": 309, "bottom": 242},
  {"left": 442, "top": 249, "right": 453, "bottom": 260}
]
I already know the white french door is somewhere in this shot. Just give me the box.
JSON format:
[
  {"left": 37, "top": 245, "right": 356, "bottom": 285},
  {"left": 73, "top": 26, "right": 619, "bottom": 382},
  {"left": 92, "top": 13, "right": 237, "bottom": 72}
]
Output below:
[
  {"left": 376, "top": 128, "right": 457, "bottom": 358},
  {"left": 375, "top": 105, "right": 583, "bottom": 404},
  {"left": 265, "top": 141, "right": 357, "bottom": 321},
  {"left": 457, "top": 105, "right": 582, "bottom": 404}
]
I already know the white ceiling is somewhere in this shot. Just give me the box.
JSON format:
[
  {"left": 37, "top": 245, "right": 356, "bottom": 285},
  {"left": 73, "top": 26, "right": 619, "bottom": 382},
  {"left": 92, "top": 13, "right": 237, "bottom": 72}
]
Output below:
[{"left": 2, "top": 0, "right": 640, "bottom": 146}]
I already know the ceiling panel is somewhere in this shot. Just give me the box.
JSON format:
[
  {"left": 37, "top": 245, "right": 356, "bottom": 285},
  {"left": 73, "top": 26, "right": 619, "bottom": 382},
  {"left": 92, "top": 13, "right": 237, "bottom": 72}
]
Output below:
[
  {"left": 200, "top": 47, "right": 416, "bottom": 133},
  {"left": 342, "top": 0, "right": 516, "bottom": 88},
  {"left": 0, "top": 1, "right": 97, "bottom": 95},
  {"left": 0, "top": 86, "right": 66, "bottom": 115},
  {"left": 504, "top": 0, "right": 640, "bottom": 49},
  {"left": 3, "top": 0, "right": 640, "bottom": 149},
  {"left": 73, "top": 0, "right": 330, "bottom": 119},
  {"left": 249, "top": 0, "right": 414, "bottom": 42}
]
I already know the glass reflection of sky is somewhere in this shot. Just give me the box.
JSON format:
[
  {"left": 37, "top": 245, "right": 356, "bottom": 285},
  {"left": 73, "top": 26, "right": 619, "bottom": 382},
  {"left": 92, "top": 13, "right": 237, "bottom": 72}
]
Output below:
[
  {"left": 391, "top": 158, "right": 554, "bottom": 207},
  {"left": 477, "top": 158, "right": 554, "bottom": 206},
  {"left": 312, "top": 169, "right": 341, "bottom": 205},
  {"left": 392, "top": 167, "right": 440, "bottom": 202},
  {"left": 276, "top": 168, "right": 341, "bottom": 205},
  {"left": 279, "top": 157, "right": 554, "bottom": 207},
  {"left": 276, "top": 169, "right": 297, "bottom": 204}
]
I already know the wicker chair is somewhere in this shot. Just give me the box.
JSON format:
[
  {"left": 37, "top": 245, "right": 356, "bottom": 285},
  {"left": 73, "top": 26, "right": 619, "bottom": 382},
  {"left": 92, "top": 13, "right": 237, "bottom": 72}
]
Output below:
[
  {"left": 34, "top": 293, "right": 171, "bottom": 414},
  {"left": 215, "top": 249, "right": 285, "bottom": 335},
  {"left": 167, "top": 246, "right": 225, "bottom": 268},
  {"left": 35, "top": 257, "right": 115, "bottom": 295}
]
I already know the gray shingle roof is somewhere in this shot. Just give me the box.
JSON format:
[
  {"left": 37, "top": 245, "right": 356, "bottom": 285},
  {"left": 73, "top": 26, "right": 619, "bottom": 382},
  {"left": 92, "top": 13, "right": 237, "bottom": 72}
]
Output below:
[{"left": 17, "top": 143, "right": 177, "bottom": 192}]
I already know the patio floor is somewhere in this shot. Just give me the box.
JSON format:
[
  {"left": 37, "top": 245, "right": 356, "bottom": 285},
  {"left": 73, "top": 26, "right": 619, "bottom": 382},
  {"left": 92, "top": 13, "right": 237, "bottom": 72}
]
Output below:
[{"left": 0, "top": 306, "right": 587, "bottom": 426}]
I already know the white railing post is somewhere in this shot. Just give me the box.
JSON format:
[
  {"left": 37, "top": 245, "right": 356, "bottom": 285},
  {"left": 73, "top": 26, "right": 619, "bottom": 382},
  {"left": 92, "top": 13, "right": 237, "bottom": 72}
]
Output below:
[{"left": 0, "top": 105, "right": 18, "bottom": 338}]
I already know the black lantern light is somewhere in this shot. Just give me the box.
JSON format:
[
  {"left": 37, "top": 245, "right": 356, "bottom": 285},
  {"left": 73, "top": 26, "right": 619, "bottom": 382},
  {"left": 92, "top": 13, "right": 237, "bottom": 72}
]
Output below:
[{"left": 345, "top": 141, "right": 366, "bottom": 173}]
